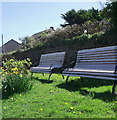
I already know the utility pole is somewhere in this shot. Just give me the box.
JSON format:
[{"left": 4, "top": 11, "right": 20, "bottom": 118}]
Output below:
[{"left": 1, "top": 34, "right": 4, "bottom": 54}]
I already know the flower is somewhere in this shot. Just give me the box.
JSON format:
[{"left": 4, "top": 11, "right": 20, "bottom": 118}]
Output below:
[
  {"left": 70, "top": 107, "right": 74, "bottom": 109},
  {"left": 2, "top": 74, "right": 5, "bottom": 76},
  {"left": 13, "top": 72, "right": 18, "bottom": 74},
  {"left": 10, "top": 97, "right": 14, "bottom": 100},
  {"left": 12, "top": 68, "right": 18, "bottom": 71},
  {"left": 40, "top": 108, "right": 43, "bottom": 111},
  {"left": 50, "top": 90, "right": 52, "bottom": 92},
  {"left": 65, "top": 102, "right": 68, "bottom": 105},
  {"left": 2, "top": 69, "right": 6, "bottom": 72},
  {"left": 3, "top": 107, "right": 6, "bottom": 109},
  {"left": 5, "top": 72, "right": 9, "bottom": 75},
  {"left": 20, "top": 74, "right": 23, "bottom": 77},
  {"left": 73, "top": 111, "right": 76, "bottom": 114}
]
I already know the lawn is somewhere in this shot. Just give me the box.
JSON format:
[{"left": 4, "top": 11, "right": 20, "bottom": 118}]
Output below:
[{"left": 2, "top": 73, "right": 117, "bottom": 118}]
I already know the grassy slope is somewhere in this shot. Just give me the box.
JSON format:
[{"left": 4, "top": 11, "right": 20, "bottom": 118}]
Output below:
[{"left": 2, "top": 73, "right": 116, "bottom": 118}]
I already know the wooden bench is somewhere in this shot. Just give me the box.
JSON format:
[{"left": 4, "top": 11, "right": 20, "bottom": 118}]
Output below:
[
  {"left": 30, "top": 52, "right": 65, "bottom": 79},
  {"left": 62, "top": 46, "right": 117, "bottom": 93}
]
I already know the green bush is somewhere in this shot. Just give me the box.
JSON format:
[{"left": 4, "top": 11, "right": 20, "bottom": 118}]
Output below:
[{"left": 1, "top": 58, "right": 33, "bottom": 97}]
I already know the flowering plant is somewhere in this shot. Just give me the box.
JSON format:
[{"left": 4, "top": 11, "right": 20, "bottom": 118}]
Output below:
[{"left": 1, "top": 58, "right": 33, "bottom": 97}]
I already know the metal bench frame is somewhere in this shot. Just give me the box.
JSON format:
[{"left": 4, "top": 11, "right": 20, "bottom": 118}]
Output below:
[
  {"left": 30, "top": 52, "right": 65, "bottom": 80},
  {"left": 62, "top": 46, "right": 117, "bottom": 94}
]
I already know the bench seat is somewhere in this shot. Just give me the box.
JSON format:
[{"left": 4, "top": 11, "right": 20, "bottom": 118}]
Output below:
[
  {"left": 63, "top": 68, "right": 116, "bottom": 80},
  {"left": 62, "top": 46, "right": 117, "bottom": 93},
  {"left": 30, "top": 52, "right": 65, "bottom": 79},
  {"left": 30, "top": 66, "right": 53, "bottom": 73}
]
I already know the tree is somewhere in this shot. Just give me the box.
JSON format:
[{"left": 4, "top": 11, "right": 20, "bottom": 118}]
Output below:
[
  {"left": 87, "top": 7, "right": 103, "bottom": 22},
  {"left": 111, "top": 1, "right": 117, "bottom": 29},
  {"left": 61, "top": 9, "right": 77, "bottom": 27},
  {"left": 101, "top": 1, "right": 117, "bottom": 29},
  {"left": 19, "top": 36, "right": 36, "bottom": 49},
  {"left": 61, "top": 8, "right": 103, "bottom": 27}
]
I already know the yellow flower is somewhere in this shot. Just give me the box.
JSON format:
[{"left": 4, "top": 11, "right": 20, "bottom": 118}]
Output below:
[
  {"left": 2, "top": 69, "right": 6, "bottom": 72},
  {"left": 73, "top": 111, "right": 76, "bottom": 114},
  {"left": 3, "top": 107, "right": 6, "bottom": 109},
  {"left": 65, "top": 102, "right": 68, "bottom": 105},
  {"left": 70, "top": 107, "right": 74, "bottom": 109},
  {"left": 12, "top": 68, "right": 18, "bottom": 71},
  {"left": 40, "top": 108, "right": 43, "bottom": 111},
  {"left": 50, "top": 90, "right": 52, "bottom": 92},
  {"left": 5, "top": 72, "right": 9, "bottom": 75},
  {"left": 20, "top": 74, "right": 22, "bottom": 77},
  {"left": 10, "top": 97, "right": 13, "bottom": 100},
  {"left": 2, "top": 74, "right": 5, "bottom": 76},
  {"left": 13, "top": 72, "right": 18, "bottom": 74},
  {"left": 19, "top": 94, "right": 22, "bottom": 96}
]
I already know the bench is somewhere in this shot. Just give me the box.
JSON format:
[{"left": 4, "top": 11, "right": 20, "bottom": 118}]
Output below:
[
  {"left": 30, "top": 52, "right": 65, "bottom": 79},
  {"left": 62, "top": 46, "right": 117, "bottom": 93}
]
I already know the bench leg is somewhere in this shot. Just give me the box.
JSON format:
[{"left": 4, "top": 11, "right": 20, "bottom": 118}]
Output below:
[
  {"left": 112, "top": 81, "right": 117, "bottom": 94},
  {"left": 62, "top": 75, "right": 64, "bottom": 79},
  {"left": 80, "top": 77, "right": 83, "bottom": 81},
  {"left": 42, "top": 73, "right": 44, "bottom": 76},
  {"left": 48, "top": 73, "right": 52, "bottom": 80},
  {"left": 66, "top": 76, "right": 70, "bottom": 83}
]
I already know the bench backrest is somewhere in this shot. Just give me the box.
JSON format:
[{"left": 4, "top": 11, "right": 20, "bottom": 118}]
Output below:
[
  {"left": 38, "top": 52, "right": 65, "bottom": 68},
  {"left": 74, "top": 46, "right": 117, "bottom": 71}
]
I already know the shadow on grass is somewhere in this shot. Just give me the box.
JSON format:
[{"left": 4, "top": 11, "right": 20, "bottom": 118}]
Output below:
[
  {"left": 34, "top": 77, "right": 53, "bottom": 84},
  {"left": 56, "top": 78, "right": 116, "bottom": 102},
  {"left": 79, "top": 89, "right": 116, "bottom": 102},
  {"left": 56, "top": 78, "right": 114, "bottom": 91}
]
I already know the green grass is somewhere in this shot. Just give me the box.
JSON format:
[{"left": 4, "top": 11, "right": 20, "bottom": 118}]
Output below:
[{"left": 2, "top": 73, "right": 117, "bottom": 118}]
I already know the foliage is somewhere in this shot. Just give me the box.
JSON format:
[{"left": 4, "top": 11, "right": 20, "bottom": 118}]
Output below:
[
  {"left": 61, "top": 7, "right": 103, "bottom": 27},
  {"left": 101, "top": 1, "right": 117, "bottom": 30},
  {"left": 19, "top": 36, "right": 37, "bottom": 50},
  {"left": 2, "top": 73, "right": 116, "bottom": 118},
  {"left": 1, "top": 58, "right": 33, "bottom": 98},
  {"left": 100, "top": 2, "right": 112, "bottom": 22},
  {"left": 39, "top": 21, "right": 109, "bottom": 45},
  {"left": 110, "top": 1, "right": 117, "bottom": 29}
]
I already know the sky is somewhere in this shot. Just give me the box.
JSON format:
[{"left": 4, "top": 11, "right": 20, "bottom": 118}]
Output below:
[{"left": 0, "top": 0, "right": 107, "bottom": 46}]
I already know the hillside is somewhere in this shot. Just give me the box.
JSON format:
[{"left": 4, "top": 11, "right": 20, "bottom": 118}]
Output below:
[
  {"left": 2, "top": 2, "right": 117, "bottom": 67},
  {"left": 2, "top": 27, "right": 116, "bottom": 68}
]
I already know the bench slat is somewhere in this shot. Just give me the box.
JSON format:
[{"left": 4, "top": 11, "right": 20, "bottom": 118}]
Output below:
[
  {"left": 63, "top": 71, "right": 116, "bottom": 77},
  {"left": 31, "top": 52, "right": 65, "bottom": 73},
  {"left": 78, "top": 46, "right": 116, "bottom": 53},
  {"left": 64, "top": 74, "right": 116, "bottom": 80},
  {"left": 63, "top": 46, "right": 117, "bottom": 82}
]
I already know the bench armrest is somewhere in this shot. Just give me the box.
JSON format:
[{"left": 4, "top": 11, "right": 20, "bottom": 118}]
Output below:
[
  {"left": 66, "top": 61, "right": 75, "bottom": 70},
  {"left": 49, "top": 64, "right": 53, "bottom": 70},
  {"left": 114, "top": 65, "right": 117, "bottom": 73}
]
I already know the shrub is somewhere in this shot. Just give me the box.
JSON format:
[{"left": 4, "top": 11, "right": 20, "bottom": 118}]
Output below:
[{"left": 1, "top": 58, "right": 33, "bottom": 97}]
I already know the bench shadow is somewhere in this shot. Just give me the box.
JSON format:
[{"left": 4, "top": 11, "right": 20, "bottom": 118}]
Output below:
[
  {"left": 34, "top": 77, "right": 53, "bottom": 84},
  {"left": 56, "top": 78, "right": 116, "bottom": 102},
  {"left": 79, "top": 90, "right": 116, "bottom": 102},
  {"left": 56, "top": 78, "right": 114, "bottom": 91}
]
